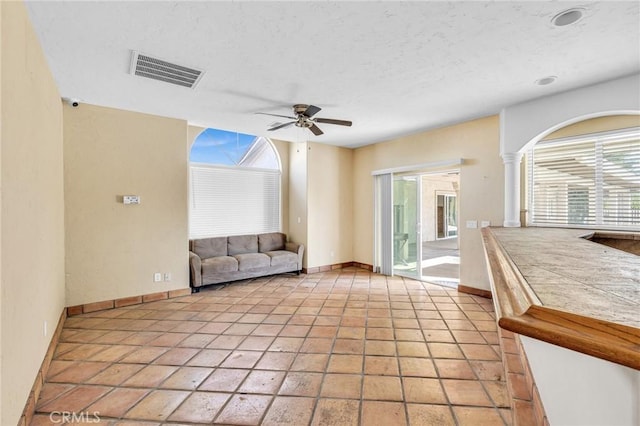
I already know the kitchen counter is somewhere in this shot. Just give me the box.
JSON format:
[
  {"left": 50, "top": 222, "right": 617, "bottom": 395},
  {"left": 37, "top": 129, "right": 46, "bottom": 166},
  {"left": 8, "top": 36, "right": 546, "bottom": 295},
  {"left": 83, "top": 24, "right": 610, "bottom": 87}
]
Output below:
[{"left": 481, "top": 227, "right": 640, "bottom": 369}]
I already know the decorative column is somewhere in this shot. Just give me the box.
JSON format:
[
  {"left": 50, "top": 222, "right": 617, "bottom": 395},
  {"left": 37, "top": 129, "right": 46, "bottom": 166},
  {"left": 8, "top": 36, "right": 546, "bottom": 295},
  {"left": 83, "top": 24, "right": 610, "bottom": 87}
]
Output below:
[{"left": 503, "top": 152, "right": 523, "bottom": 227}]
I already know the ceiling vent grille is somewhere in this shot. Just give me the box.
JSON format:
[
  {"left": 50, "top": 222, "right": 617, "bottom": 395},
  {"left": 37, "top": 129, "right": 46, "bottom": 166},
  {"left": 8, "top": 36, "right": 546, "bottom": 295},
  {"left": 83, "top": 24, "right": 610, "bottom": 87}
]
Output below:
[{"left": 130, "top": 51, "right": 204, "bottom": 89}]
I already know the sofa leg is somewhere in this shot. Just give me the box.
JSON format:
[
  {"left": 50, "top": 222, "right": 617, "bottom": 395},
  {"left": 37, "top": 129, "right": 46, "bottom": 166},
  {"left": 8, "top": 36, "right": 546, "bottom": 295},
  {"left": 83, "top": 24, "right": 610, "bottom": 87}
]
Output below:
[
  {"left": 296, "top": 270, "right": 301, "bottom": 276},
  {"left": 191, "top": 287, "right": 200, "bottom": 293}
]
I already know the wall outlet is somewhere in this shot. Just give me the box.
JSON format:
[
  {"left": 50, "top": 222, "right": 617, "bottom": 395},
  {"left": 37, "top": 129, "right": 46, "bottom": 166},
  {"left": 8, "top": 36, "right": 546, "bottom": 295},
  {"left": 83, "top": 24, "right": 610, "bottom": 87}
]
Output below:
[
  {"left": 481, "top": 220, "right": 491, "bottom": 228},
  {"left": 164, "top": 273, "right": 171, "bottom": 282},
  {"left": 153, "top": 272, "right": 162, "bottom": 282},
  {"left": 466, "top": 220, "right": 478, "bottom": 229}
]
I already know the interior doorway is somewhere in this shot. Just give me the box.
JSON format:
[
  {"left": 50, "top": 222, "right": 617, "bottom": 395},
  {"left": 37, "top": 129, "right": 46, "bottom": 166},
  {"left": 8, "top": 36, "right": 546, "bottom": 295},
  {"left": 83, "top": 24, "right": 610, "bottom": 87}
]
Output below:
[
  {"left": 436, "top": 193, "right": 458, "bottom": 239},
  {"left": 392, "top": 171, "right": 460, "bottom": 287}
]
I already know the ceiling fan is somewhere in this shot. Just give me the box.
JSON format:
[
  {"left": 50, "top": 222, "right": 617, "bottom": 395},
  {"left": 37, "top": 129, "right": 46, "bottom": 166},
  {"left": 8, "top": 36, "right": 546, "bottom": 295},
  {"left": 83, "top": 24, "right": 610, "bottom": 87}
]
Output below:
[{"left": 255, "top": 104, "right": 352, "bottom": 136}]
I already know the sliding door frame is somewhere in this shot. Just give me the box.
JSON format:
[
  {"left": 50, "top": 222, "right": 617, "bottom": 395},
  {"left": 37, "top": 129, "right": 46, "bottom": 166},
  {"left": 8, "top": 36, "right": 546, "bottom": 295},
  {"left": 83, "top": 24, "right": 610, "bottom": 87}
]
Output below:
[{"left": 372, "top": 159, "right": 463, "bottom": 278}]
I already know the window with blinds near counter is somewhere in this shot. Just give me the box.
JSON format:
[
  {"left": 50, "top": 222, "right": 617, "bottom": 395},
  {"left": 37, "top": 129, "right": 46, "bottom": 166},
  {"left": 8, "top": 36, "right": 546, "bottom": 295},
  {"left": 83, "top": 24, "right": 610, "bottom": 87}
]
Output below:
[{"left": 528, "top": 127, "right": 640, "bottom": 230}]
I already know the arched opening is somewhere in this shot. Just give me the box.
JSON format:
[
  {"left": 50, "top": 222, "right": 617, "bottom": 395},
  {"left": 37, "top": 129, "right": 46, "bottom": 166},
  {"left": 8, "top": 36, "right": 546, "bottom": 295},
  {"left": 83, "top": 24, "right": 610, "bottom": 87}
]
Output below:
[
  {"left": 523, "top": 114, "right": 639, "bottom": 230},
  {"left": 189, "top": 128, "right": 282, "bottom": 238},
  {"left": 519, "top": 111, "right": 640, "bottom": 153}
]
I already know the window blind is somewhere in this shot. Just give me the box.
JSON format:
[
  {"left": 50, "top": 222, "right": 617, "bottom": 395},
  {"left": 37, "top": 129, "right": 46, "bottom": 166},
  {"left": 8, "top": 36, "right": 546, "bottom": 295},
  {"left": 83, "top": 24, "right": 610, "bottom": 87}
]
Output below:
[
  {"left": 528, "top": 128, "right": 640, "bottom": 230},
  {"left": 374, "top": 173, "right": 393, "bottom": 275},
  {"left": 189, "top": 164, "right": 281, "bottom": 238}
]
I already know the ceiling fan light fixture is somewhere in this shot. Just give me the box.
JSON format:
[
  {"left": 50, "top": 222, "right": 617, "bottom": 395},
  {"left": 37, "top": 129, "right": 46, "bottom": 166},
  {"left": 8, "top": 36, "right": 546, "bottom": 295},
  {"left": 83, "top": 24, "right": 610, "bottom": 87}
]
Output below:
[
  {"left": 551, "top": 8, "right": 585, "bottom": 27},
  {"left": 259, "top": 104, "right": 351, "bottom": 136},
  {"left": 295, "top": 118, "right": 309, "bottom": 128}
]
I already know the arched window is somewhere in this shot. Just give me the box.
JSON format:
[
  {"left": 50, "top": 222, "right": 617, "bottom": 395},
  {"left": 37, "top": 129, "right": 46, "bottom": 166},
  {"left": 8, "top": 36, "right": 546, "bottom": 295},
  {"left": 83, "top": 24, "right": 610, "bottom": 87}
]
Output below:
[
  {"left": 528, "top": 127, "right": 640, "bottom": 229},
  {"left": 189, "top": 128, "right": 281, "bottom": 238}
]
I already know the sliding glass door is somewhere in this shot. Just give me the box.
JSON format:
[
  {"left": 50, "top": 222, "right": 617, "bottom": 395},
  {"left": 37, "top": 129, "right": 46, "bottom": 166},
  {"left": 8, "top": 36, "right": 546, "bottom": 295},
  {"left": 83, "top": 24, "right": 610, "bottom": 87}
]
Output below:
[
  {"left": 375, "top": 168, "right": 460, "bottom": 285},
  {"left": 393, "top": 175, "right": 421, "bottom": 278}
]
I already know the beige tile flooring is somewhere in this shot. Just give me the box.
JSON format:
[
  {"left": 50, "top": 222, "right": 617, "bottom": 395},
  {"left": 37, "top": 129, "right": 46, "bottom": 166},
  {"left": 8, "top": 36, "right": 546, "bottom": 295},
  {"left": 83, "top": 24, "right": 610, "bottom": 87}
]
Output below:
[{"left": 31, "top": 268, "right": 511, "bottom": 425}]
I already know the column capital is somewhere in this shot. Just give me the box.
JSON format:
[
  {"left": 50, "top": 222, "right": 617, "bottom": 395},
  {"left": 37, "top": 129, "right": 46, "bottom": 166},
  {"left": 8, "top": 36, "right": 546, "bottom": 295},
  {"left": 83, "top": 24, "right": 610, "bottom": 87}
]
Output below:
[{"left": 501, "top": 151, "right": 523, "bottom": 164}]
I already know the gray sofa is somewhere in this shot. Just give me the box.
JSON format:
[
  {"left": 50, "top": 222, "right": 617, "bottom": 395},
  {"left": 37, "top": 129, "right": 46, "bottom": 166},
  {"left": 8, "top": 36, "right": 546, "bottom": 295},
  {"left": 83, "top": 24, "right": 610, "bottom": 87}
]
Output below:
[{"left": 189, "top": 232, "right": 304, "bottom": 291}]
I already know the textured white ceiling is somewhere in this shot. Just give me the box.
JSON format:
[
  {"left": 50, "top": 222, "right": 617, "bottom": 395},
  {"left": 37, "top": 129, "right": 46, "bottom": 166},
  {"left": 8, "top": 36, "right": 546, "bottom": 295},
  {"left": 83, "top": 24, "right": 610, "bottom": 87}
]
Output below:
[{"left": 25, "top": 1, "right": 640, "bottom": 147}]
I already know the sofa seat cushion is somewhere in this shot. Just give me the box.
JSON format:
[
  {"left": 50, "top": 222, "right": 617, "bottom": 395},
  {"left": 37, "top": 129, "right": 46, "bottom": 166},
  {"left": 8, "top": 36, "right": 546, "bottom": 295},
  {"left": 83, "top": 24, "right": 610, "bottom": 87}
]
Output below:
[
  {"left": 234, "top": 253, "right": 271, "bottom": 271},
  {"left": 266, "top": 250, "right": 298, "bottom": 267},
  {"left": 201, "top": 256, "right": 238, "bottom": 276}
]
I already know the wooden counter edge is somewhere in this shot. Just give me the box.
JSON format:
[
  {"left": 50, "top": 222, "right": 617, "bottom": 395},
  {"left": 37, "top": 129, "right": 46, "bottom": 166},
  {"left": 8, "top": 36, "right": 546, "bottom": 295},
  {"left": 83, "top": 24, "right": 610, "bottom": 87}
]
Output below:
[{"left": 481, "top": 227, "right": 640, "bottom": 371}]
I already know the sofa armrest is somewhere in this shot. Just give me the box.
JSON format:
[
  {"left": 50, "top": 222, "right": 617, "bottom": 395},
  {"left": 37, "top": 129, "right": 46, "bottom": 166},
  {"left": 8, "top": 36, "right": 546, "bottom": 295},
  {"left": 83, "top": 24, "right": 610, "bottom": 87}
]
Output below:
[
  {"left": 189, "top": 251, "right": 202, "bottom": 287},
  {"left": 285, "top": 242, "right": 304, "bottom": 269}
]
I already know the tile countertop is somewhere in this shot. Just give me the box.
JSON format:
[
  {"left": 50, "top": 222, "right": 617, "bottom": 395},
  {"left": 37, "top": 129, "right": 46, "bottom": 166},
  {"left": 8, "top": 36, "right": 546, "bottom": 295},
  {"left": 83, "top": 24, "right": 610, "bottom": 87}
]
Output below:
[{"left": 488, "top": 227, "right": 639, "bottom": 329}]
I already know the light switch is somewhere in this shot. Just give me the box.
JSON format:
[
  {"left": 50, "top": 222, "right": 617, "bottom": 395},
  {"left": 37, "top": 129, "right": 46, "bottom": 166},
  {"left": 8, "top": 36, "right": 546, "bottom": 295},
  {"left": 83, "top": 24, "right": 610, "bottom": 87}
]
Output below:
[
  {"left": 123, "top": 195, "right": 140, "bottom": 205},
  {"left": 466, "top": 220, "right": 478, "bottom": 229}
]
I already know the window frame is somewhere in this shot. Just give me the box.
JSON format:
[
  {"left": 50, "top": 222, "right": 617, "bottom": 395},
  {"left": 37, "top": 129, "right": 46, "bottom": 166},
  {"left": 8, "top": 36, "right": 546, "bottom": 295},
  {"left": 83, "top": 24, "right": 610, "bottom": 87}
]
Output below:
[
  {"left": 188, "top": 131, "right": 282, "bottom": 239},
  {"left": 527, "top": 126, "right": 640, "bottom": 231}
]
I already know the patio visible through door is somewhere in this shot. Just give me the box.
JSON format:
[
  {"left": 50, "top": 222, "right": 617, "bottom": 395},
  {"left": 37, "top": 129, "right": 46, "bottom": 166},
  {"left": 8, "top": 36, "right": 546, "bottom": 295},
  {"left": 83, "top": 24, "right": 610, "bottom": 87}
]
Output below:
[{"left": 392, "top": 171, "right": 460, "bottom": 287}]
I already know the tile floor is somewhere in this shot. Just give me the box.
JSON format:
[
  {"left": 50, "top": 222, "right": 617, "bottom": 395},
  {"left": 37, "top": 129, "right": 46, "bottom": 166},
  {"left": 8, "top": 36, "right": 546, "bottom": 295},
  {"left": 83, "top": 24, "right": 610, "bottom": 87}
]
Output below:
[{"left": 31, "top": 268, "right": 511, "bottom": 425}]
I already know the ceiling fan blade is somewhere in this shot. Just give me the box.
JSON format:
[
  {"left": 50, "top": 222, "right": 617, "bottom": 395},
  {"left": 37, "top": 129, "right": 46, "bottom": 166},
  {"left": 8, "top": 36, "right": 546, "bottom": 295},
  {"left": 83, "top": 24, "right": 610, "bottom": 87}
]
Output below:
[
  {"left": 303, "top": 105, "right": 322, "bottom": 118},
  {"left": 314, "top": 118, "right": 353, "bottom": 127},
  {"left": 309, "top": 123, "right": 324, "bottom": 136},
  {"left": 268, "top": 122, "right": 296, "bottom": 131},
  {"left": 256, "top": 112, "right": 297, "bottom": 120}
]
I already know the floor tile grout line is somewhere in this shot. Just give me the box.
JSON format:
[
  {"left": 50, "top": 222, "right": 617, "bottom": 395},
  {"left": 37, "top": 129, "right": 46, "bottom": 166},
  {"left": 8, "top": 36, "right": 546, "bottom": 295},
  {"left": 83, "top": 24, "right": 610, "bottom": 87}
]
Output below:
[
  {"left": 307, "top": 275, "right": 349, "bottom": 426},
  {"left": 298, "top": 273, "right": 348, "bottom": 425},
  {"left": 395, "top": 279, "right": 412, "bottom": 426},
  {"left": 219, "top": 274, "right": 335, "bottom": 425},
  {"left": 421, "top": 277, "right": 506, "bottom": 422},
  {"left": 432, "top": 283, "right": 509, "bottom": 425},
  {"left": 34, "top": 268, "right": 510, "bottom": 425}
]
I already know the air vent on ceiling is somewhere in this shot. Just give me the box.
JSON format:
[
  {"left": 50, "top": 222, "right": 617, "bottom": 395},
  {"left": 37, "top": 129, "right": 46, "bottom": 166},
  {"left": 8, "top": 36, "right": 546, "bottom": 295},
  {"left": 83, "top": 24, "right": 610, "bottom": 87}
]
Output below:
[{"left": 130, "top": 51, "right": 204, "bottom": 89}]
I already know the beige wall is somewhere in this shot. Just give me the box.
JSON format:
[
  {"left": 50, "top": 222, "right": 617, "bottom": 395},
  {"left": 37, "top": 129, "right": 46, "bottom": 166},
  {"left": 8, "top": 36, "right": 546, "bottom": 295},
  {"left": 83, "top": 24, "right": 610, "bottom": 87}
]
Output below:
[
  {"left": 1, "top": 2, "right": 66, "bottom": 424},
  {"left": 64, "top": 104, "right": 189, "bottom": 306},
  {"left": 187, "top": 125, "right": 206, "bottom": 156},
  {"left": 307, "top": 143, "right": 354, "bottom": 267},
  {"left": 353, "top": 116, "right": 503, "bottom": 290},
  {"left": 1, "top": 2, "right": 4, "bottom": 419},
  {"left": 544, "top": 114, "right": 640, "bottom": 140},
  {"left": 288, "top": 142, "right": 308, "bottom": 266}
]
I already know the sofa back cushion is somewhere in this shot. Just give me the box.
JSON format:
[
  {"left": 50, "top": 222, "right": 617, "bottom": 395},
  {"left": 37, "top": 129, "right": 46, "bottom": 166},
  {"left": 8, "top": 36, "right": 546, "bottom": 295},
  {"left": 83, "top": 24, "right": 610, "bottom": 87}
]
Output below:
[
  {"left": 191, "top": 237, "right": 228, "bottom": 259},
  {"left": 258, "top": 232, "right": 286, "bottom": 253},
  {"left": 228, "top": 234, "right": 258, "bottom": 255}
]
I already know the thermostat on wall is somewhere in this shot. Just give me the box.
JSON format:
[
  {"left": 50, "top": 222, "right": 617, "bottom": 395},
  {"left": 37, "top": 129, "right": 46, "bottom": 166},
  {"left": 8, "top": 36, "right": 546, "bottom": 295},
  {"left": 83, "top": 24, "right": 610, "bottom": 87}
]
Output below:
[{"left": 123, "top": 195, "right": 140, "bottom": 205}]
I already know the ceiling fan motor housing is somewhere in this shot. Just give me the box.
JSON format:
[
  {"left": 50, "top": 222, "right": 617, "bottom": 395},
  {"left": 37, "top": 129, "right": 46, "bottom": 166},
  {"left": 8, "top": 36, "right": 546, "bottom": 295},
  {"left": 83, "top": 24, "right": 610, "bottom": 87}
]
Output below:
[
  {"left": 293, "top": 104, "right": 313, "bottom": 128},
  {"left": 258, "top": 104, "right": 350, "bottom": 136},
  {"left": 293, "top": 104, "right": 309, "bottom": 115}
]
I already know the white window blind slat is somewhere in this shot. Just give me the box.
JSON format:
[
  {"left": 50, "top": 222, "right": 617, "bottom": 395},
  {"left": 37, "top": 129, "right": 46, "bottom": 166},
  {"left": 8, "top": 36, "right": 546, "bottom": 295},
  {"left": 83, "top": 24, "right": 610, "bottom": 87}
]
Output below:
[
  {"left": 528, "top": 128, "right": 640, "bottom": 230},
  {"left": 189, "top": 165, "right": 281, "bottom": 238}
]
